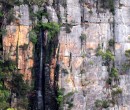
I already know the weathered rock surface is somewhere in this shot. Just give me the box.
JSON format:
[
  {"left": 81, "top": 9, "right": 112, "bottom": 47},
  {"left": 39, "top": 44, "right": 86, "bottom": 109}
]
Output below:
[
  {"left": 3, "top": 0, "right": 130, "bottom": 110},
  {"left": 3, "top": 5, "right": 33, "bottom": 81},
  {"left": 58, "top": 0, "right": 130, "bottom": 110}
]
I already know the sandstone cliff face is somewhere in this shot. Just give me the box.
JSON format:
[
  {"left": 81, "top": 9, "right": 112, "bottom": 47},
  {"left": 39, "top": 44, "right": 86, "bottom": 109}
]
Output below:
[
  {"left": 3, "top": 5, "right": 33, "bottom": 81},
  {"left": 2, "top": 0, "right": 130, "bottom": 110},
  {"left": 58, "top": 0, "right": 130, "bottom": 110}
]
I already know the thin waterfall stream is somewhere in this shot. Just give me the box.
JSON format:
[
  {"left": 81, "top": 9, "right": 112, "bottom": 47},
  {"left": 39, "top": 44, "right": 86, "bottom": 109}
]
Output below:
[{"left": 37, "top": 29, "right": 44, "bottom": 110}]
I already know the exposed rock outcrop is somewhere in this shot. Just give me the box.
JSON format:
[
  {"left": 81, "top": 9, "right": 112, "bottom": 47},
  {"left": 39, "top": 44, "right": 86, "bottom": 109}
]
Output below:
[
  {"left": 2, "top": 0, "right": 130, "bottom": 110},
  {"left": 3, "top": 5, "right": 33, "bottom": 81}
]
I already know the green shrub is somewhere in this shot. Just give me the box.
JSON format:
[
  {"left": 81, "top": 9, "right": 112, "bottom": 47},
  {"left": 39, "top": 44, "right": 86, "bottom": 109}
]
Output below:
[
  {"left": 80, "top": 33, "right": 86, "bottom": 42},
  {"left": 0, "top": 28, "right": 7, "bottom": 36},
  {"left": 103, "top": 50, "right": 114, "bottom": 61},
  {"left": 110, "top": 67, "right": 118, "bottom": 79},
  {"left": 100, "top": 0, "right": 114, "bottom": 14},
  {"left": 0, "top": 90, "right": 10, "bottom": 102},
  {"left": 89, "top": 10, "right": 93, "bottom": 14},
  {"left": 97, "top": 49, "right": 114, "bottom": 62},
  {"left": 6, "top": 0, "right": 23, "bottom": 5},
  {"left": 122, "top": 49, "right": 130, "bottom": 72},
  {"left": 81, "top": 52, "right": 86, "bottom": 58},
  {"left": 26, "top": 0, "right": 47, "bottom": 6},
  {"left": 17, "top": 98, "right": 29, "bottom": 109},
  {"left": 7, "top": 108, "right": 15, "bottom": 110},
  {"left": 0, "top": 11, "right": 3, "bottom": 18},
  {"left": 12, "top": 73, "right": 30, "bottom": 97},
  {"left": 39, "top": 22, "right": 60, "bottom": 40},
  {"left": 31, "top": 11, "right": 48, "bottom": 20},
  {"left": 109, "top": 39, "right": 115, "bottom": 47},
  {"left": 95, "top": 100, "right": 109, "bottom": 108},
  {"left": 89, "top": 61, "right": 94, "bottom": 65},
  {"left": 57, "top": 95, "right": 63, "bottom": 105},
  {"left": 106, "top": 77, "right": 112, "bottom": 85},
  {"left": 96, "top": 44, "right": 102, "bottom": 56},
  {"left": 56, "top": 88, "right": 64, "bottom": 105},
  {"left": 34, "top": 22, "right": 60, "bottom": 42},
  {"left": 102, "top": 100, "right": 109, "bottom": 108},
  {"left": 109, "top": 0, "right": 115, "bottom": 14},
  {"left": 112, "top": 87, "right": 122, "bottom": 96},
  {"left": 0, "top": 101, "right": 10, "bottom": 110},
  {"left": 7, "top": 9, "right": 15, "bottom": 24},
  {"left": 95, "top": 100, "right": 102, "bottom": 107},
  {"left": 29, "top": 30, "right": 37, "bottom": 44},
  {"left": 0, "top": 59, "right": 30, "bottom": 109},
  {"left": 122, "top": 63, "right": 130, "bottom": 72},
  {"left": 64, "top": 92, "right": 74, "bottom": 99},
  {"left": 125, "top": 49, "right": 130, "bottom": 57}
]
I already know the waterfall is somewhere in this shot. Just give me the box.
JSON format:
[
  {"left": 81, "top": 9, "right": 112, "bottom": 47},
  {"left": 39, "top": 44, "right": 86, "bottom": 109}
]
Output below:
[{"left": 37, "top": 29, "right": 44, "bottom": 110}]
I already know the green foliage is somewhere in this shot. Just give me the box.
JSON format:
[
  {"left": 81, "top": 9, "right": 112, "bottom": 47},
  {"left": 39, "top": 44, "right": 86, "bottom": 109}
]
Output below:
[
  {"left": 29, "top": 30, "right": 37, "bottom": 44},
  {"left": 36, "top": 11, "right": 48, "bottom": 19},
  {"left": 96, "top": 44, "right": 102, "bottom": 55},
  {"left": 101, "top": 0, "right": 115, "bottom": 14},
  {"left": 108, "top": 0, "right": 115, "bottom": 14},
  {"left": 5, "top": 0, "right": 22, "bottom": 5},
  {"left": 80, "top": 33, "right": 86, "bottom": 42},
  {"left": 5, "top": 0, "right": 46, "bottom": 6},
  {"left": 95, "top": 100, "right": 109, "bottom": 108},
  {"left": 17, "top": 97, "right": 29, "bottom": 109},
  {"left": 64, "top": 92, "right": 74, "bottom": 99},
  {"left": 12, "top": 73, "right": 30, "bottom": 97},
  {"left": 31, "top": 11, "right": 48, "bottom": 20},
  {"left": 0, "top": 28, "right": 7, "bottom": 36},
  {"left": 95, "top": 100, "right": 102, "bottom": 108},
  {"left": 39, "top": 22, "right": 60, "bottom": 40},
  {"left": 102, "top": 100, "right": 109, "bottom": 108},
  {"left": 7, "top": 9, "right": 15, "bottom": 24},
  {"left": 81, "top": 52, "right": 86, "bottom": 58},
  {"left": 103, "top": 50, "right": 114, "bottom": 61},
  {"left": 125, "top": 49, "right": 130, "bottom": 57},
  {"left": 106, "top": 77, "right": 112, "bottom": 85},
  {"left": 0, "top": 59, "right": 30, "bottom": 109},
  {"left": 0, "top": 90, "right": 10, "bottom": 102},
  {"left": 97, "top": 49, "right": 114, "bottom": 62},
  {"left": 57, "top": 89, "right": 64, "bottom": 105},
  {"left": 26, "top": 0, "right": 47, "bottom": 6},
  {"left": 0, "top": 60, "right": 16, "bottom": 80},
  {"left": 89, "top": 61, "right": 94, "bottom": 65},
  {"left": 0, "top": 101, "right": 10, "bottom": 110},
  {"left": 0, "top": 60, "right": 16, "bottom": 110},
  {"left": 110, "top": 67, "right": 119, "bottom": 79},
  {"left": 0, "top": 11, "right": 3, "bottom": 18},
  {"left": 89, "top": 10, "right": 93, "bottom": 14},
  {"left": 111, "top": 87, "right": 122, "bottom": 96},
  {"left": 121, "top": 49, "right": 130, "bottom": 72},
  {"left": 57, "top": 95, "right": 63, "bottom": 105},
  {"left": 7, "top": 108, "right": 15, "bottom": 110},
  {"left": 109, "top": 39, "right": 115, "bottom": 47},
  {"left": 0, "top": 90, "right": 10, "bottom": 110},
  {"left": 122, "top": 63, "right": 130, "bottom": 72},
  {"left": 96, "top": 49, "right": 103, "bottom": 56}
]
